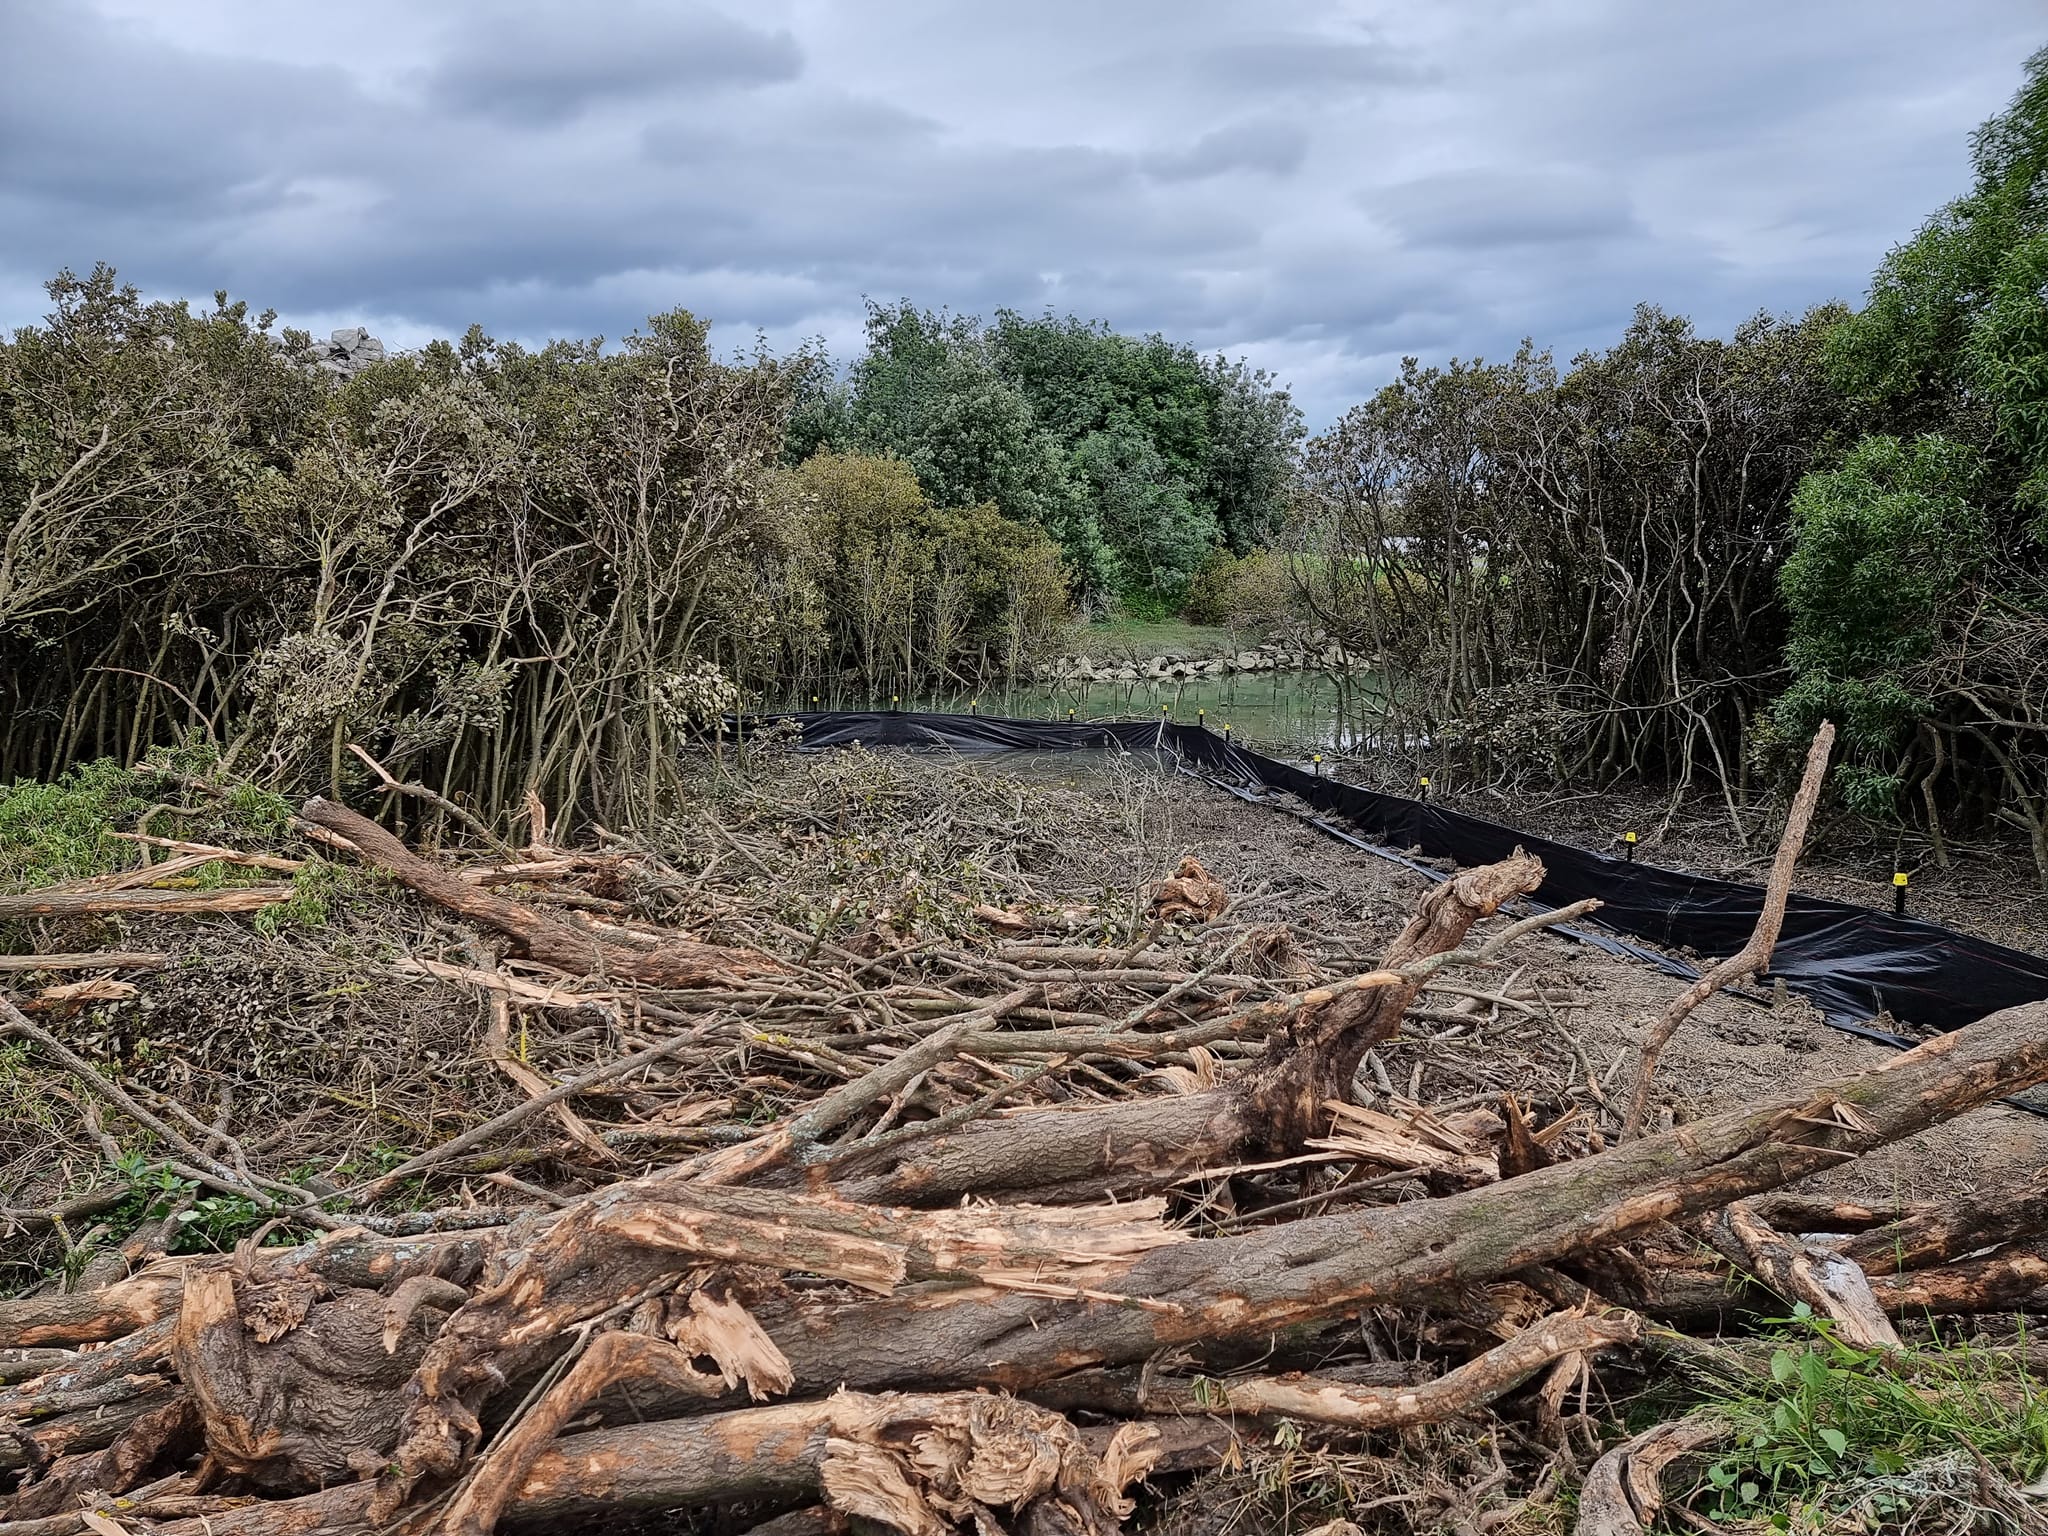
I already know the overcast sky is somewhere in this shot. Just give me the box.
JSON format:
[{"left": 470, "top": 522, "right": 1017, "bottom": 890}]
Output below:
[{"left": 1, "top": 1, "right": 2039, "bottom": 425}]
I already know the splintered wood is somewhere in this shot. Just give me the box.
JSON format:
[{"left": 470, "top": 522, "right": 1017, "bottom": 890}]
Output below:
[{"left": 3, "top": 776, "right": 2047, "bottom": 1536}]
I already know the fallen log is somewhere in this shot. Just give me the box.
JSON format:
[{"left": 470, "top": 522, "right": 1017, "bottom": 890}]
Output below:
[
  {"left": 299, "top": 797, "right": 785, "bottom": 990},
  {"left": 740, "top": 999, "right": 2048, "bottom": 1400},
  {"left": 1839, "top": 1168, "right": 2048, "bottom": 1273},
  {"left": 15, "top": 1001, "right": 2048, "bottom": 1527},
  {"left": 152, "top": 1391, "right": 1160, "bottom": 1536},
  {"left": 0, "top": 886, "right": 292, "bottom": 919}
]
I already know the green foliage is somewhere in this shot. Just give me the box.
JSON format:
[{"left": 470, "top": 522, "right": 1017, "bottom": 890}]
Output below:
[
  {"left": 252, "top": 858, "right": 348, "bottom": 935},
  {"left": 1969, "top": 230, "right": 2048, "bottom": 513},
  {"left": 1778, "top": 48, "right": 2048, "bottom": 860},
  {"left": 1686, "top": 1308, "right": 2048, "bottom": 1528},
  {"left": 0, "top": 758, "right": 143, "bottom": 890},
  {"left": 846, "top": 303, "right": 1104, "bottom": 585},
  {"left": 768, "top": 451, "right": 1068, "bottom": 692},
  {"left": 1780, "top": 435, "right": 1987, "bottom": 682},
  {"left": 1181, "top": 549, "right": 1298, "bottom": 631},
  {"left": 1066, "top": 423, "right": 1218, "bottom": 594},
  {"left": 835, "top": 300, "right": 1300, "bottom": 603}
]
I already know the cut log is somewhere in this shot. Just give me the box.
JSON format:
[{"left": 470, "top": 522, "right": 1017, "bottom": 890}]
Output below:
[
  {"left": 152, "top": 1392, "right": 1156, "bottom": 1536},
  {"left": 299, "top": 798, "right": 784, "bottom": 990},
  {"left": 1865, "top": 1249, "right": 2048, "bottom": 1313}
]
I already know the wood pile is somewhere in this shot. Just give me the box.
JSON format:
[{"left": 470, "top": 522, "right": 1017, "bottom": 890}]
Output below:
[{"left": 3, "top": 755, "right": 2047, "bottom": 1536}]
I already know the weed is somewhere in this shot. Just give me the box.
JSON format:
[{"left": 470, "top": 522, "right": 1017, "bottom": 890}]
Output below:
[
  {"left": 0, "top": 1041, "right": 62, "bottom": 1131},
  {"left": 1683, "top": 1306, "right": 2048, "bottom": 1529},
  {"left": 253, "top": 858, "right": 352, "bottom": 934}
]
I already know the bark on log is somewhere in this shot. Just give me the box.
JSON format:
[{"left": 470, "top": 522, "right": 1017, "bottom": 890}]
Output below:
[
  {"left": 1865, "top": 1250, "right": 2048, "bottom": 1313},
  {"left": 741, "top": 999, "right": 2048, "bottom": 1399},
  {"left": 154, "top": 1392, "right": 1158, "bottom": 1536},
  {"left": 0, "top": 1231, "right": 490, "bottom": 1351},
  {"left": 1840, "top": 1168, "right": 2048, "bottom": 1273},
  {"left": 0, "top": 887, "right": 292, "bottom": 919},
  {"left": 299, "top": 797, "right": 784, "bottom": 990}
]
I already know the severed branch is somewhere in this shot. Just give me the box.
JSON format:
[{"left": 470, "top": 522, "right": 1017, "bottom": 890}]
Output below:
[
  {"left": 1144, "top": 1310, "right": 1640, "bottom": 1426},
  {"left": 300, "top": 797, "right": 786, "bottom": 991},
  {"left": 1624, "top": 722, "right": 1834, "bottom": 1138},
  {"left": 0, "top": 885, "right": 293, "bottom": 919}
]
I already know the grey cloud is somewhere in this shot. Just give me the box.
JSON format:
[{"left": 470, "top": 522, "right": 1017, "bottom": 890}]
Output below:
[
  {"left": 1144, "top": 118, "right": 1309, "bottom": 181},
  {"left": 0, "top": 0, "right": 2040, "bottom": 426},
  {"left": 420, "top": 3, "right": 801, "bottom": 123},
  {"left": 1366, "top": 168, "right": 1641, "bottom": 250},
  {"left": 1191, "top": 31, "right": 1429, "bottom": 92},
  {"left": 0, "top": 3, "right": 366, "bottom": 213}
]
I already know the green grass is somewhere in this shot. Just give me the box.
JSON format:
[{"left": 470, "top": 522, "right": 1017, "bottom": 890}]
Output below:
[
  {"left": 1679, "top": 1307, "right": 2048, "bottom": 1529},
  {"left": 1074, "top": 616, "right": 1239, "bottom": 660},
  {"left": 0, "top": 759, "right": 145, "bottom": 890},
  {"left": 0, "top": 754, "right": 299, "bottom": 898}
]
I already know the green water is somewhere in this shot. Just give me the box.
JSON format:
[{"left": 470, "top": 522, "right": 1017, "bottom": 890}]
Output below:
[{"left": 777, "top": 670, "right": 1385, "bottom": 752}]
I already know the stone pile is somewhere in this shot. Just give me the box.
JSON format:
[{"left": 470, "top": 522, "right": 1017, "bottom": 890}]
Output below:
[
  {"left": 295, "top": 325, "right": 387, "bottom": 378},
  {"left": 1033, "top": 633, "right": 1364, "bottom": 684}
]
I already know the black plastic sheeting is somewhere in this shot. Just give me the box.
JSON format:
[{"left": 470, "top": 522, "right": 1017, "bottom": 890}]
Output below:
[{"left": 752, "top": 710, "right": 2048, "bottom": 1045}]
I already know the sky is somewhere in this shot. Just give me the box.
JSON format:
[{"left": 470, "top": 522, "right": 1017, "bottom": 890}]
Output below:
[{"left": 0, "top": 1, "right": 2040, "bottom": 427}]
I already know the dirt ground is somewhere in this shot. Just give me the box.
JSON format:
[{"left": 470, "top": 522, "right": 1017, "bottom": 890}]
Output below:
[{"left": 992, "top": 748, "right": 2048, "bottom": 1209}]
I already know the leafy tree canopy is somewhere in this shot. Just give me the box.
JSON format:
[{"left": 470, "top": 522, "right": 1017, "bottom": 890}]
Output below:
[{"left": 805, "top": 300, "right": 1300, "bottom": 603}]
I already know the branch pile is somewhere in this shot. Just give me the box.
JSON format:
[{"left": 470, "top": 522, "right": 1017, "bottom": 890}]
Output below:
[{"left": 5, "top": 757, "right": 2048, "bottom": 1535}]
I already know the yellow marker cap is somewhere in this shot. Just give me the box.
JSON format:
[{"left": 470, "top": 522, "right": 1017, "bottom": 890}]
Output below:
[
  {"left": 1893, "top": 871, "right": 1909, "bottom": 886},
  {"left": 1624, "top": 831, "right": 1637, "bottom": 843},
  {"left": 1419, "top": 776, "right": 1430, "bottom": 787}
]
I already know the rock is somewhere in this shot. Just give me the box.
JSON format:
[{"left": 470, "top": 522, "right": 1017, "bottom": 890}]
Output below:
[{"left": 299, "top": 325, "right": 389, "bottom": 379}]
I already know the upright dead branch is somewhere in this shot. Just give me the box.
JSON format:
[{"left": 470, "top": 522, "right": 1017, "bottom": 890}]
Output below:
[{"left": 1625, "top": 721, "right": 1835, "bottom": 1137}]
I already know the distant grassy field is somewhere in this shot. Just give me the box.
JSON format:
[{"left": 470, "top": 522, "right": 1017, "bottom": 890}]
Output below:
[{"left": 1072, "top": 617, "right": 1237, "bottom": 659}]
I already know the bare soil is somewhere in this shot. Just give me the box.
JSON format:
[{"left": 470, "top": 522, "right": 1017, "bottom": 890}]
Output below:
[{"left": 1013, "top": 752, "right": 2048, "bottom": 1207}]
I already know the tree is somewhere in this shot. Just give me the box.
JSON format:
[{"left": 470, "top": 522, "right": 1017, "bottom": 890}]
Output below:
[{"left": 1775, "top": 46, "right": 2048, "bottom": 877}]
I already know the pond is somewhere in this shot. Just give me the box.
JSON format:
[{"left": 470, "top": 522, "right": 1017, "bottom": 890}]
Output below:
[{"left": 769, "top": 669, "right": 1389, "bottom": 753}]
